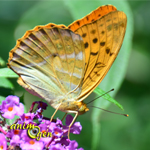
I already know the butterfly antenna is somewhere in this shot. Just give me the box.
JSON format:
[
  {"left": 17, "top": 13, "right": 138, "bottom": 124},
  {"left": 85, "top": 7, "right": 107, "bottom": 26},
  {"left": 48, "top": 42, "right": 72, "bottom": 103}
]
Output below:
[
  {"left": 88, "top": 106, "right": 129, "bottom": 117},
  {"left": 87, "top": 88, "right": 114, "bottom": 105}
]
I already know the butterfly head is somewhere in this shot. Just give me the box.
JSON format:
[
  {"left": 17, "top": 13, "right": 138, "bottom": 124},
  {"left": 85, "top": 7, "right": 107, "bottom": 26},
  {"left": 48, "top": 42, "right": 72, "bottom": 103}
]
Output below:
[{"left": 75, "top": 101, "right": 89, "bottom": 115}]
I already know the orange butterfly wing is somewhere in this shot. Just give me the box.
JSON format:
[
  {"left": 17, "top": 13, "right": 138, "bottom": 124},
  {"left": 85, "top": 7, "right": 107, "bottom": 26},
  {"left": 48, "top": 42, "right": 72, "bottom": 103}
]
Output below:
[{"left": 68, "top": 5, "right": 127, "bottom": 101}]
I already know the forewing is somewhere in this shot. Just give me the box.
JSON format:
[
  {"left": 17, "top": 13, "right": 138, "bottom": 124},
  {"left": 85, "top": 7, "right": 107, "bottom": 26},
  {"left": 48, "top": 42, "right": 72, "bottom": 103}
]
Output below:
[{"left": 70, "top": 10, "right": 127, "bottom": 101}]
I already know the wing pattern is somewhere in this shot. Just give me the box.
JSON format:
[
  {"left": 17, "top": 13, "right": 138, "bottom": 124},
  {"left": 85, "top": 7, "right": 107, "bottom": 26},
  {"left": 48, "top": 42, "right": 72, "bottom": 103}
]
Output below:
[
  {"left": 68, "top": 8, "right": 127, "bottom": 101},
  {"left": 8, "top": 24, "right": 85, "bottom": 104}
]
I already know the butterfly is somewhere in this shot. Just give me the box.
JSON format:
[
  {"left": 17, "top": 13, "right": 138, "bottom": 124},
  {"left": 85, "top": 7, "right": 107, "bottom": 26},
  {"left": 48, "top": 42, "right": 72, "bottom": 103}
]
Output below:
[{"left": 8, "top": 5, "right": 127, "bottom": 137}]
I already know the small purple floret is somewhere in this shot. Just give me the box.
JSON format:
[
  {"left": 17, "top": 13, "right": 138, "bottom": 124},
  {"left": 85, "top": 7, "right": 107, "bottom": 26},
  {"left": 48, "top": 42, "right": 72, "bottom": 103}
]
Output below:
[{"left": 0, "top": 96, "right": 24, "bottom": 119}]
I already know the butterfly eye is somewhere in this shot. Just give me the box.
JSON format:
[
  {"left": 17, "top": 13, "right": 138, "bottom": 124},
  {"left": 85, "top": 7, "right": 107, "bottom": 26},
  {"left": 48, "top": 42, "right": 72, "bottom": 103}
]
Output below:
[{"left": 27, "top": 126, "right": 40, "bottom": 139}]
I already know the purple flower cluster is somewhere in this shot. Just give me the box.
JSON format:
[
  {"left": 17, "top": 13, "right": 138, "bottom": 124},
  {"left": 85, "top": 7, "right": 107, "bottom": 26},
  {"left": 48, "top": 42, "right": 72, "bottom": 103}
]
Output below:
[{"left": 0, "top": 96, "right": 84, "bottom": 150}]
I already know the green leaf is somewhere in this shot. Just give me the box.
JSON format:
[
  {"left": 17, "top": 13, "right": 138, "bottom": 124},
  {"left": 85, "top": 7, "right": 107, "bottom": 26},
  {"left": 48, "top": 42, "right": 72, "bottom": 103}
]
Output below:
[
  {"left": 93, "top": 87, "right": 124, "bottom": 110},
  {"left": 0, "top": 68, "right": 18, "bottom": 78},
  {"left": 0, "top": 77, "right": 14, "bottom": 89}
]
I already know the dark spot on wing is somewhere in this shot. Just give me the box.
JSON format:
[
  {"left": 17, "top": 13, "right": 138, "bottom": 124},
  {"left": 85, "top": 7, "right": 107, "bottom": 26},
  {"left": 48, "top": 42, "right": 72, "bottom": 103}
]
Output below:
[
  {"left": 77, "top": 21, "right": 80, "bottom": 26},
  {"left": 95, "top": 62, "right": 105, "bottom": 68},
  {"left": 110, "top": 52, "right": 113, "bottom": 56},
  {"left": 90, "top": 51, "right": 98, "bottom": 56},
  {"left": 84, "top": 42, "right": 89, "bottom": 49},
  {"left": 106, "top": 48, "right": 110, "bottom": 54},
  {"left": 93, "top": 38, "right": 98, "bottom": 43},
  {"left": 82, "top": 33, "right": 87, "bottom": 38},
  {"left": 100, "top": 42, "right": 105, "bottom": 46},
  {"left": 101, "top": 31, "right": 105, "bottom": 34},
  {"left": 91, "top": 30, "right": 96, "bottom": 34}
]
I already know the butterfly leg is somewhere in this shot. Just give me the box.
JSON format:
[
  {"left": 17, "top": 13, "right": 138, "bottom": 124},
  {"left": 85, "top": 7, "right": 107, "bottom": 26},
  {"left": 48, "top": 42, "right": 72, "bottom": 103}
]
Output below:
[
  {"left": 50, "top": 103, "right": 62, "bottom": 122},
  {"left": 47, "top": 103, "right": 62, "bottom": 132},
  {"left": 68, "top": 111, "right": 78, "bottom": 139}
]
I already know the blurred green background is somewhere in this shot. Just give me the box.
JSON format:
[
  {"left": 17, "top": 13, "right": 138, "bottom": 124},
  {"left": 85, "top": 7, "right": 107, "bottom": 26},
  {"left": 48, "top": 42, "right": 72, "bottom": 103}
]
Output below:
[{"left": 0, "top": 0, "right": 150, "bottom": 150}]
